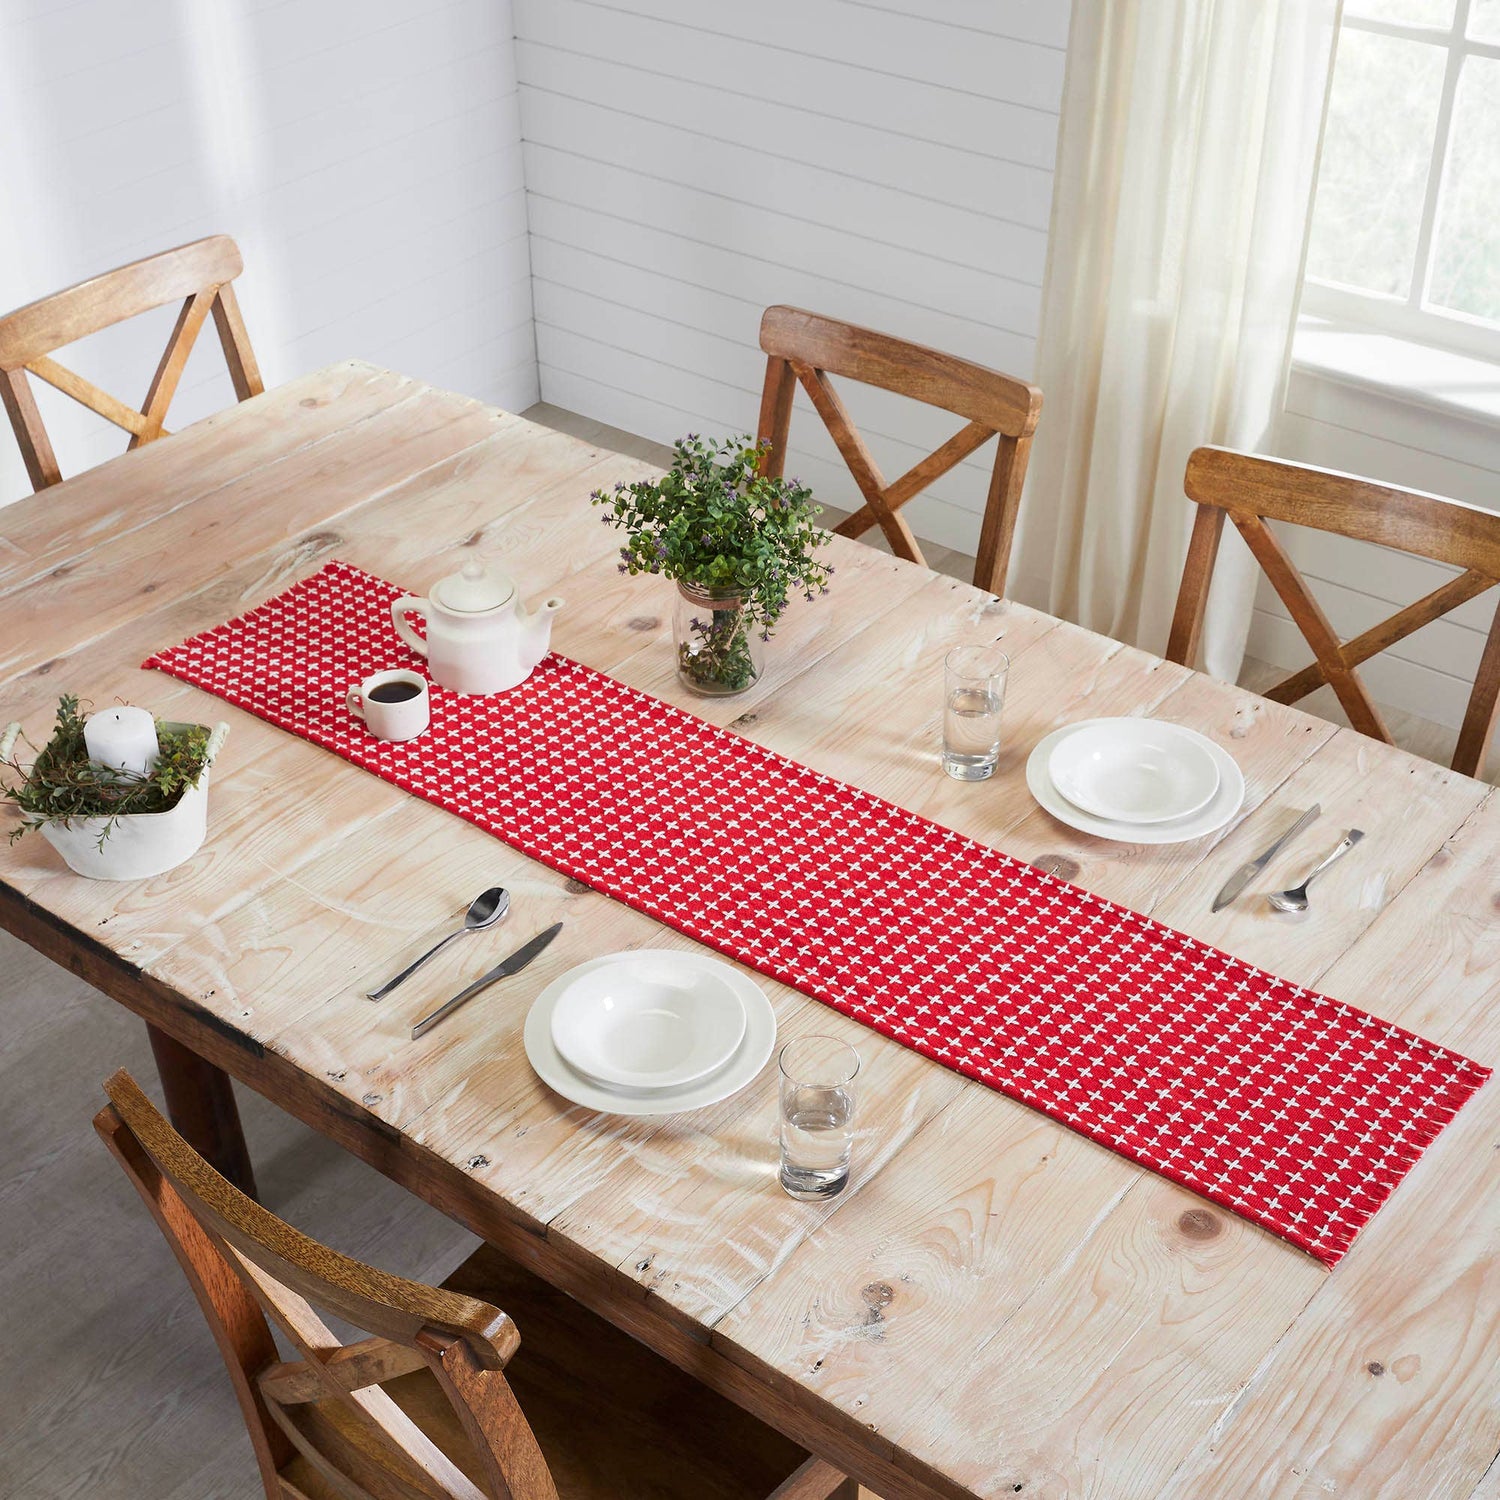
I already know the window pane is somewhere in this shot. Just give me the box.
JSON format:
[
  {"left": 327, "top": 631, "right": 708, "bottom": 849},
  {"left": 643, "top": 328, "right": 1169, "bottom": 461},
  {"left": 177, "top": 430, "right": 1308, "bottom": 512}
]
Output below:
[
  {"left": 1346, "top": 0, "right": 1454, "bottom": 24},
  {"left": 1427, "top": 57, "right": 1500, "bottom": 323},
  {"left": 1306, "top": 31, "right": 1446, "bottom": 297},
  {"left": 1469, "top": 0, "right": 1500, "bottom": 39}
]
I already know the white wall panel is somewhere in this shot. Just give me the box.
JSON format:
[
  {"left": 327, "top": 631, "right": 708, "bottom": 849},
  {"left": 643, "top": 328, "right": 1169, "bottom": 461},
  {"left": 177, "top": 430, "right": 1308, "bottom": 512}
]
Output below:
[
  {"left": 0, "top": 0, "right": 536, "bottom": 505},
  {"left": 515, "top": 0, "right": 1066, "bottom": 550}
]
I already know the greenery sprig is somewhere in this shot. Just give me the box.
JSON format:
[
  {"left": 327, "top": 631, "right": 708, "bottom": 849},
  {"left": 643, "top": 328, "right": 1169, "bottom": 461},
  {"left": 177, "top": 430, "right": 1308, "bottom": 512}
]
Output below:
[
  {"left": 591, "top": 433, "right": 834, "bottom": 639},
  {"left": 3, "top": 695, "right": 211, "bottom": 848}
]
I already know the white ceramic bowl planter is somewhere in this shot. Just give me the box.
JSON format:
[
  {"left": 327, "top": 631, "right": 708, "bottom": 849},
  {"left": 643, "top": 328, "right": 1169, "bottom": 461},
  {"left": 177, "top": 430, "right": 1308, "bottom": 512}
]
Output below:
[{"left": 0, "top": 719, "right": 229, "bottom": 881}]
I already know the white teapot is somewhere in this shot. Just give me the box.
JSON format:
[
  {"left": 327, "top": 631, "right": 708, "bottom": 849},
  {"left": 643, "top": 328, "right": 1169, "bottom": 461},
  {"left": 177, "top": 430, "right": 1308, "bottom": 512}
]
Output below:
[{"left": 391, "top": 559, "right": 563, "bottom": 695}]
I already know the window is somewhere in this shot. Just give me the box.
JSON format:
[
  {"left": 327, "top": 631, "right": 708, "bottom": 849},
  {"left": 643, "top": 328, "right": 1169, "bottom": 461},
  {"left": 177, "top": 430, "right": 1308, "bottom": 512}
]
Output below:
[{"left": 1304, "top": 0, "right": 1500, "bottom": 360}]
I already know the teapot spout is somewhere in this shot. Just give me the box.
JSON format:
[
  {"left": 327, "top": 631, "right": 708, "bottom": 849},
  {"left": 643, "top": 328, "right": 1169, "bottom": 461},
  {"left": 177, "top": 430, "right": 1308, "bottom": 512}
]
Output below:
[{"left": 519, "top": 593, "right": 563, "bottom": 665}]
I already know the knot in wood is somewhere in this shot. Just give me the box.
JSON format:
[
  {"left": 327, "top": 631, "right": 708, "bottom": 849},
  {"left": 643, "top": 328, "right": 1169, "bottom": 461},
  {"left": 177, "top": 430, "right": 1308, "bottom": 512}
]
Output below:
[{"left": 1176, "top": 1208, "right": 1221, "bottom": 1240}]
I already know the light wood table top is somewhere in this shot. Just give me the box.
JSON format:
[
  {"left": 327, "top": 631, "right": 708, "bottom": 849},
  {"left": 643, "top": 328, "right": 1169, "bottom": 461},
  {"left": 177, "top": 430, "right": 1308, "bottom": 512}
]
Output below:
[{"left": 2, "top": 362, "right": 1496, "bottom": 1500}]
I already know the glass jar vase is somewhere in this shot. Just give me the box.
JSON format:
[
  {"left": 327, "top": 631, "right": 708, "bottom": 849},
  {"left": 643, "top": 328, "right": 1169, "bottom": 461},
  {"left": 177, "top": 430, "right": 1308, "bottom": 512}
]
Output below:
[{"left": 674, "top": 582, "right": 764, "bottom": 696}]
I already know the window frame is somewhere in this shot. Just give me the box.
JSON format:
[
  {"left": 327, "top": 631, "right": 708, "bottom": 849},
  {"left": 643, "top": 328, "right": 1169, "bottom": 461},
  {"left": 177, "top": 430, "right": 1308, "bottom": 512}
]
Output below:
[{"left": 1302, "top": 0, "right": 1500, "bottom": 362}]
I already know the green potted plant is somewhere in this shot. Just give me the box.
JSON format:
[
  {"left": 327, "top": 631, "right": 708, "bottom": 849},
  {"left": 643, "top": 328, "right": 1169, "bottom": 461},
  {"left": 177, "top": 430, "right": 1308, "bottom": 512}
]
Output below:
[{"left": 592, "top": 434, "right": 833, "bottom": 695}]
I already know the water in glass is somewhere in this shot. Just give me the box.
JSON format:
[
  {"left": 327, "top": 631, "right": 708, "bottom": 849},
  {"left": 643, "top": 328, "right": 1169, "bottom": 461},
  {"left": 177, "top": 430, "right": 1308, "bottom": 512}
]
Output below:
[
  {"left": 944, "top": 686, "right": 1004, "bottom": 778},
  {"left": 778, "top": 1036, "right": 859, "bottom": 1201},
  {"left": 943, "top": 644, "right": 1008, "bottom": 781},
  {"left": 780, "top": 1098, "right": 855, "bottom": 1199}
]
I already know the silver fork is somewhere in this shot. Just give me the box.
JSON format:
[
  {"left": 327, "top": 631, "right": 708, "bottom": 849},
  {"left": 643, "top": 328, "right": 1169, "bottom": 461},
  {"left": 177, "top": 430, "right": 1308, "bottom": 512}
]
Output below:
[{"left": 1268, "top": 829, "right": 1365, "bottom": 912}]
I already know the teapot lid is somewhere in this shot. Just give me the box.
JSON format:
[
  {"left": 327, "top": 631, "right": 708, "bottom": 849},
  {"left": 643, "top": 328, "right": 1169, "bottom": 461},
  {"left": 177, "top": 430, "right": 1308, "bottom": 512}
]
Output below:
[{"left": 432, "top": 558, "right": 515, "bottom": 613}]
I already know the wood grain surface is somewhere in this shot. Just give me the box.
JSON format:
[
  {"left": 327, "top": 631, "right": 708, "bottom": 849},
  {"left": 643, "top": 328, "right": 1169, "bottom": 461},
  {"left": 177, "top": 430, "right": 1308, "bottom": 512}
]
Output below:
[{"left": 2, "top": 363, "right": 1496, "bottom": 1500}]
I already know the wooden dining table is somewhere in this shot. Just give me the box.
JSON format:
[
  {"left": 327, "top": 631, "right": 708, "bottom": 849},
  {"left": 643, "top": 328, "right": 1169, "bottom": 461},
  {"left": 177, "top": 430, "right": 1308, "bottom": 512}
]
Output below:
[{"left": 1, "top": 360, "right": 1496, "bottom": 1500}]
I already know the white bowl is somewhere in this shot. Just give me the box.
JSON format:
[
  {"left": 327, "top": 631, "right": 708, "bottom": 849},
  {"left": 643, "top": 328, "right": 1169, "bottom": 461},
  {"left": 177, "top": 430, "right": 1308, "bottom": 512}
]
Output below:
[
  {"left": 549, "top": 952, "right": 747, "bottom": 1093},
  {"left": 1026, "top": 720, "right": 1244, "bottom": 846},
  {"left": 527, "top": 953, "right": 776, "bottom": 1117},
  {"left": 1047, "top": 718, "right": 1220, "bottom": 825}
]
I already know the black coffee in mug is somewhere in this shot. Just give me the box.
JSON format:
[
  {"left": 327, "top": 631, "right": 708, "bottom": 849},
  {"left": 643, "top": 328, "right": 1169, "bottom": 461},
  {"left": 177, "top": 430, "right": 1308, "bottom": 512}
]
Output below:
[{"left": 368, "top": 680, "right": 422, "bottom": 704}]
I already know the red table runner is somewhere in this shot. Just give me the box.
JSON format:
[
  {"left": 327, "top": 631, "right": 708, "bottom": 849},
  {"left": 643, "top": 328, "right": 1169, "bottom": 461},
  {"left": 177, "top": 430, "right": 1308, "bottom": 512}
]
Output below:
[{"left": 147, "top": 561, "right": 1490, "bottom": 1264}]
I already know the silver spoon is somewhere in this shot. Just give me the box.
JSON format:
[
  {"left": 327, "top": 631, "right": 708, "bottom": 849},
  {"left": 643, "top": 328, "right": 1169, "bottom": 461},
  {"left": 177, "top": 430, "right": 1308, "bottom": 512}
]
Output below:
[
  {"left": 366, "top": 887, "right": 510, "bottom": 1000},
  {"left": 1268, "top": 830, "right": 1364, "bottom": 913}
]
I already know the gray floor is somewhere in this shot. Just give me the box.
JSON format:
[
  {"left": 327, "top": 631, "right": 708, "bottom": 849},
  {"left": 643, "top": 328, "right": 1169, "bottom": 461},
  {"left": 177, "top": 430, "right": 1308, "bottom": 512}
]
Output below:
[
  {"left": 0, "top": 933, "right": 477, "bottom": 1500},
  {"left": 3, "top": 405, "right": 1481, "bottom": 1500}
]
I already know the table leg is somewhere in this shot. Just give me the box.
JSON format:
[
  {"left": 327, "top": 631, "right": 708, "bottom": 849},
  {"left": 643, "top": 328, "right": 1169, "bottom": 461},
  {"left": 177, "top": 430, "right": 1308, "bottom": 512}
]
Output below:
[{"left": 146, "top": 1023, "right": 258, "bottom": 1199}]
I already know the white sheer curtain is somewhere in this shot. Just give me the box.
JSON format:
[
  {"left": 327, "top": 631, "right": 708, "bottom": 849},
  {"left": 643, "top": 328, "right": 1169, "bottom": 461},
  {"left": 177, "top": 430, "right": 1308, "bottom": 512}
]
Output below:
[{"left": 1010, "top": 0, "right": 1341, "bottom": 681}]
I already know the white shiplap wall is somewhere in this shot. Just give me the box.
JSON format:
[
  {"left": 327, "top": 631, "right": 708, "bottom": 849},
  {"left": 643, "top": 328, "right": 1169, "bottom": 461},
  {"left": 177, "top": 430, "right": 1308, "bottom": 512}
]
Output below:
[
  {"left": 514, "top": 0, "right": 1068, "bottom": 555},
  {"left": 0, "top": 0, "right": 536, "bottom": 505},
  {"left": 513, "top": 2, "right": 1500, "bottom": 737}
]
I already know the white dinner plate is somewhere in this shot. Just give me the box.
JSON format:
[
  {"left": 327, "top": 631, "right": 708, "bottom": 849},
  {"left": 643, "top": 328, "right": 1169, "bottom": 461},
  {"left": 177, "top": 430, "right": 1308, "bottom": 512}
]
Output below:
[
  {"left": 525, "top": 951, "right": 777, "bottom": 1116},
  {"left": 1026, "top": 719, "right": 1244, "bottom": 844},
  {"left": 1048, "top": 717, "right": 1220, "bottom": 824},
  {"left": 549, "top": 951, "right": 747, "bottom": 1092}
]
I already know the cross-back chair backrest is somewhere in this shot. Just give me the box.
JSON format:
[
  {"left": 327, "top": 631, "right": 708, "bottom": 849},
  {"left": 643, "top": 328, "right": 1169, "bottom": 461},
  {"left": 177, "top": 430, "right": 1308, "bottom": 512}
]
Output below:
[
  {"left": 1167, "top": 446, "right": 1500, "bottom": 778},
  {"left": 94, "top": 1070, "right": 559, "bottom": 1500},
  {"left": 755, "top": 305, "right": 1042, "bottom": 595},
  {"left": 0, "top": 234, "right": 264, "bottom": 492}
]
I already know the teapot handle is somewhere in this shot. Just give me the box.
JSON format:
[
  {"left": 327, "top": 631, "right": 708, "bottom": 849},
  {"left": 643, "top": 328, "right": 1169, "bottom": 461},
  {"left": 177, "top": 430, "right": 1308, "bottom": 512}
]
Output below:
[{"left": 390, "top": 596, "right": 430, "bottom": 659}]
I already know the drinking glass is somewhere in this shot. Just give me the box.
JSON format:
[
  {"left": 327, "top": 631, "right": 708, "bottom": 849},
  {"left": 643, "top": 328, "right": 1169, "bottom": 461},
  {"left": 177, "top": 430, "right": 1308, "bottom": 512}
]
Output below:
[
  {"left": 778, "top": 1035, "right": 860, "bottom": 1201},
  {"left": 942, "top": 644, "right": 1008, "bottom": 780}
]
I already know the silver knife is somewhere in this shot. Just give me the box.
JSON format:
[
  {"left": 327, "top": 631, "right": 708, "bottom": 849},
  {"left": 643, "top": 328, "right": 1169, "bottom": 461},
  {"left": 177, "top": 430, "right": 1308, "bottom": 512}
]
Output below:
[
  {"left": 1212, "top": 804, "right": 1321, "bottom": 913},
  {"left": 411, "top": 922, "right": 563, "bottom": 1040}
]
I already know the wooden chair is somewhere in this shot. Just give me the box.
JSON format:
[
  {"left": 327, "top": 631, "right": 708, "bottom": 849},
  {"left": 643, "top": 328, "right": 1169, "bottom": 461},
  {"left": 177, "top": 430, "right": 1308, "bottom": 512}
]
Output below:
[
  {"left": 1167, "top": 446, "right": 1500, "bottom": 778},
  {"left": 755, "top": 305, "right": 1042, "bottom": 595},
  {"left": 0, "top": 234, "right": 263, "bottom": 492},
  {"left": 94, "top": 1069, "right": 858, "bottom": 1500}
]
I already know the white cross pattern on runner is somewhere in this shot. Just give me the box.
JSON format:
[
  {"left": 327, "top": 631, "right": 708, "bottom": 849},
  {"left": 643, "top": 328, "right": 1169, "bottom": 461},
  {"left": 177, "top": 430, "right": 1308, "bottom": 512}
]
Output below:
[{"left": 144, "top": 560, "right": 1492, "bottom": 1266}]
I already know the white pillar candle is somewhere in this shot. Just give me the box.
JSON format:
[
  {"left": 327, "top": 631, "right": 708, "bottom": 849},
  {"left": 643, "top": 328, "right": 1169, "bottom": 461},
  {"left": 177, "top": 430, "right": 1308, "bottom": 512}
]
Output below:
[{"left": 84, "top": 706, "right": 159, "bottom": 777}]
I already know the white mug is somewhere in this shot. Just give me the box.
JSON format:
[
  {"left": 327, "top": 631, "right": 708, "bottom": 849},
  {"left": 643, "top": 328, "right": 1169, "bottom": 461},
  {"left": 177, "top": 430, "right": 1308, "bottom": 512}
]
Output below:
[{"left": 347, "top": 669, "right": 430, "bottom": 742}]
